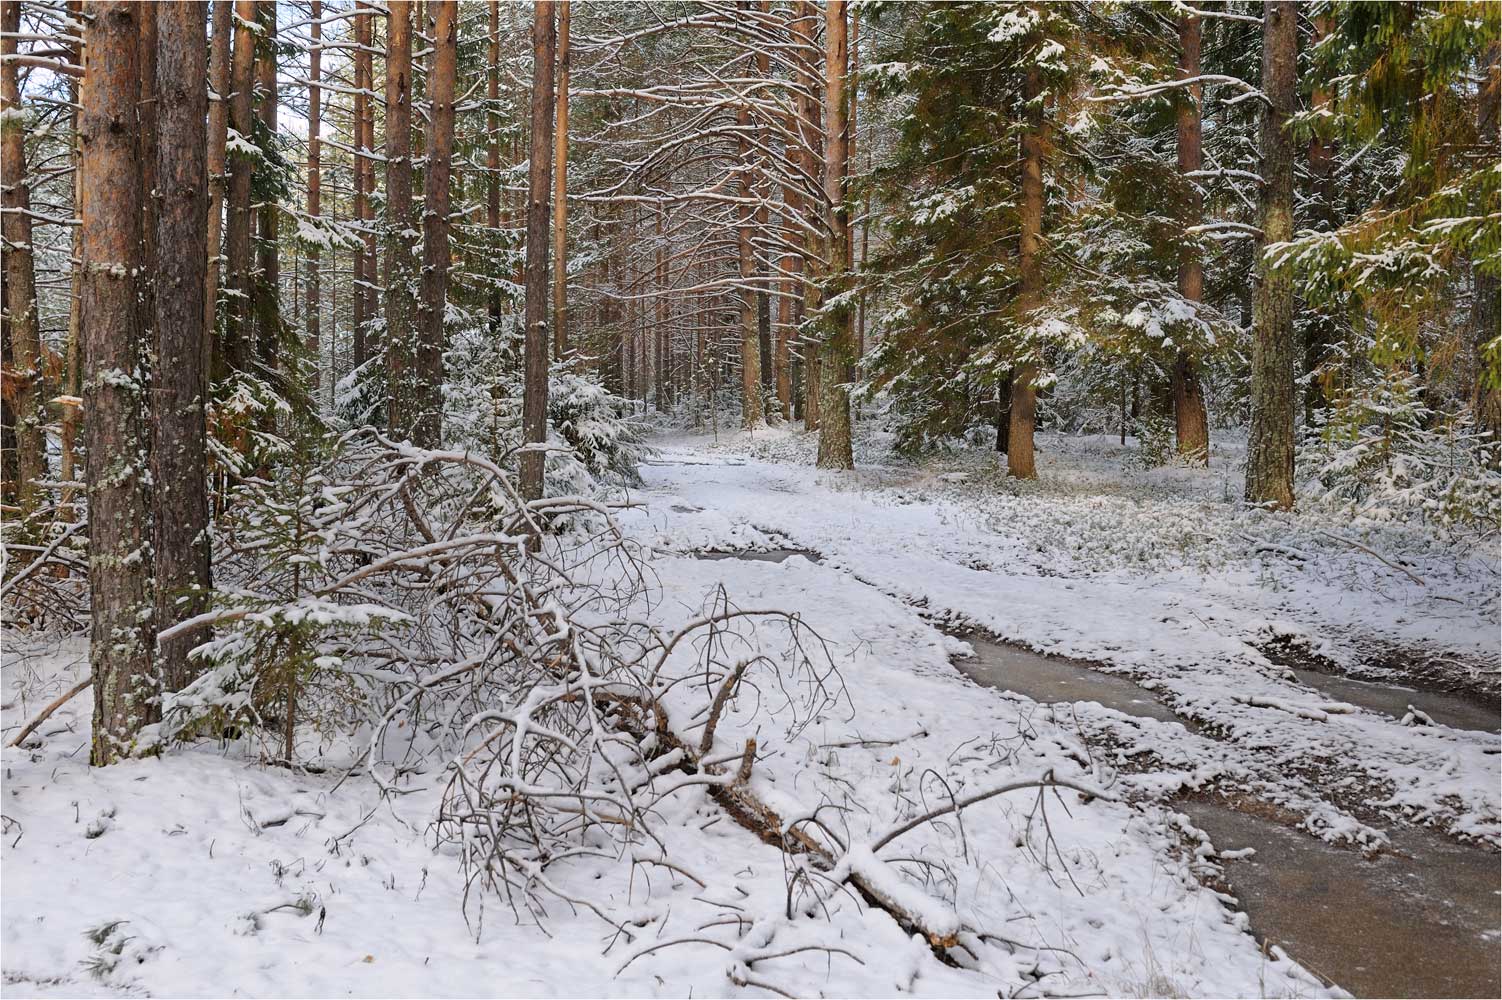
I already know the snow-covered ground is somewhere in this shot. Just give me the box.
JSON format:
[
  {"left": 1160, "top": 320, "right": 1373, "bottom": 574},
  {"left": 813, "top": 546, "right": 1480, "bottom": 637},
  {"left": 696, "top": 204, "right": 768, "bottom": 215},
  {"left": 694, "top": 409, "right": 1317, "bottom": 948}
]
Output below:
[{"left": 3, "top": 427, "right": 1496, "bottom": 998}]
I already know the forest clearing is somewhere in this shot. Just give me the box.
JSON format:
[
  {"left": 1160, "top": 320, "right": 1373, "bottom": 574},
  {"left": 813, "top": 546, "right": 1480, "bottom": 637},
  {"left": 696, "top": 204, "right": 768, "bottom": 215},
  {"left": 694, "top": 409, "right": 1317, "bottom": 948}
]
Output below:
[{"left": 2, "top": 1, "right": 1499, "bottom": 998}]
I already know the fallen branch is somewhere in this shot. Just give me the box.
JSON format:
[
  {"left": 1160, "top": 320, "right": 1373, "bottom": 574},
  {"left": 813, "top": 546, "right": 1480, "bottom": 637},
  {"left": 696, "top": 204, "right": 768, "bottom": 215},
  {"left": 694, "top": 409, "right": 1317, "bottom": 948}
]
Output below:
[
  {"left": 1309, "top": 527, "right": 1426, "bottom": 586},
  {"left": 7, "top": 674, "right": 92, "bottom": 747}
]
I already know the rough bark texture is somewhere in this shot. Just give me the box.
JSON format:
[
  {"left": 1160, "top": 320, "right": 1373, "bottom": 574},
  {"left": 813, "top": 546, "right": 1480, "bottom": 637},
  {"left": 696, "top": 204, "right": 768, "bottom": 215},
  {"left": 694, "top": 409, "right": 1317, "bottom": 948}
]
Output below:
[
  {"left": 416, "top": 0, "right": 456, "bottom": 448},
  {"left": 815, "top": 0, "right": 854, "bottom": 470},
  {"left": 1473, "top": 41, "right": 1500, "bottom": 441},
  {"left": 1, "top": 0, "right": 44, "bottom": 518},
  {"left": 1245, "top": 0, "right": 1298, "bottom": 510},
  {"left": 136, "top": 4, "right": 157, "bottom": 365},
  {"left": 1173, "top": 13, "right": 1210, "bottom": 464},
  {"left": 384, "top": 0, "right": 417, "bottom": 437},
  {"left": 152, "top": 0, "right": 213, "bottom": 694},
  {"left": 352, "top": 2, "right": 372, "bottom": 368},
  {"left": 793, "top": 0, "right": 822, "bottom": 430},
  {"left": 1007, "top": 64, "right": 1044, "bottom": 480},
  {"left": 486, "top": 0, "right": 502, "bottom": 331},
  {"left": 223, "top": 0, "right": 257, "bottom": 373},
  {"left": 551, "top": 0, "right": 570, "bottom": 359},
  {"left": 253, "top": 5, "right": 278, "bottom": 369},
  {"left": 1303, "top": 12, "right": 1337, "bottom": 424},
  {"left": 305, "top": 0, "right": 322, "bottom": 394},
  {"left": 736, "top": 101, "right": 765, "bottom": 429},
  {"left": 520, "top": 1, "right": 555, "bottom": 501},
  {"left": 205, "top": 0, "right": 231, "bottom": 379},
  {"left": 80, "top": 0, "right": 154, "bottom": 765}
]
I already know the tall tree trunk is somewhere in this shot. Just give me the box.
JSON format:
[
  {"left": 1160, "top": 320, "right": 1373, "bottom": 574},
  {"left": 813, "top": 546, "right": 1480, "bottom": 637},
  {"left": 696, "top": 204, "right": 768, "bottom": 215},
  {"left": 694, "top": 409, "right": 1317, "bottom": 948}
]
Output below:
[
  {"left": 80, "top": 0, "right": 154, "bottom": 765},
  {"left": 1245, "top": 0, "right": 1298, "bottom": 510},
  {"left": 384, "top": 0, "right": 416, "bottom": 437},
  {"left": 254, "top": 4, "right": 279, "bottom": 370},
  {"left": 306, "top": 0, "right": 322, "bottom": 397},
  {"left": 136, "top": 4, "right": 157, "bottom": 369},
  {"left": 1472, "top": 41, "right": 1499, "bottom": 441},
  {"left": 1, "top": 0, "right": 44, "bottom": 519},
  {"left": 1303, "top": 12, "right": 1336, "bottom": 425},
  {"left": 794, "top": 0, "right": 821, "bottom": 431},
  {"left": 352, "top": 1, "right": 372, "bottom": 368},
  {"left": 520, "top": 0, "right": 556, "bottom": 501},
  {"left": 1173, "top": 13, "right": 1210, "bottom": 464},
  {"left": 205, "top": 0, "right": 231, "bottom": 380},
  {"left": 416, "top": 0, "right": 456, "bottom": 448},
  {"left": 487, "top": 0, "right": 502, "bottom": 331},
  {"left": 1007, "top": 63, "right": 1044, "bottom": 480},
  {"left": 152, "top": 0, "right": 212, "bottom": 694},
  {"left": 551, "top": 0, "right": 570, "bottom": 359},
  {"left": 223, "top": 0, "right": 257, "bottom": 373},
  {"left": 815, "top": 0, "right": 853, "bottom": 469},
  {"left": 737, "top": 100, "right": 765, "bottom": 428}
]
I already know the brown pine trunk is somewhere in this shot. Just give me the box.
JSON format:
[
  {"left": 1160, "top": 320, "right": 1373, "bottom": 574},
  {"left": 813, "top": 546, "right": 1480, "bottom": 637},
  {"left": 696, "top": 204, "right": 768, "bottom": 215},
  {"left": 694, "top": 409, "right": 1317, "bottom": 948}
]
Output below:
[
  {"left": 1245, "top": 0, "right": 1298, "bottom": 510},
  {"left": 223, "top": 0, "right": 257, "bottom": 373},
  {"left": 352, "top": 2, "right": 372, "bottom": 368},
  {"left": 487, "top": 0, "right": 502, "bottom": 331},
  {"left": 1173, "top": 13, "right": 1210, "bottom": 464},
  {"left": 80, "top": 0, "right": 155, "bottom": 764},
  {"left": 1472, "top": 42, "right": 1499, "bottom": 440},
  {"left": 254, "top": 5, "right": 279, "bottom": 369},
  {"left": 306, "top": 0, "right": 322, "bottom": 396},
  {"left": 385, "top": 0, "right": 416, "bottom": 437},
  {"left": 152, "top": 0, "right": 213, "bottom": 694},
  {"left": 205, "top": 0, "right": 231, "bottom": 380},
  {"left": 793, "top": 0, "right": 822, "bottom": 431},
  {"left": 1, "top": 0, "right": 44, "bottom": 519},
  {"left": 520, "top": 0, "right": 555, "bottom": 501},
  {"left": 815, "top": 0, "right": 853, "bottom": 469},
  {"left": 1303, "top": 12, "right": 1336, "bottom": 424},
  {"left": 136, "top": 4, "right": 158, "bottom": 361},
  {"left": 416, "top": 0, "right": 456, "bottom": 448},
  {"left": 551, "top": 0, "right": 570, "bottom": 359},
  {"left": 737, "top": 99, "right": 765, "bottom": 428},
  {"left": 1007, "top": 64, "right": 1045, "bottom": 480}
]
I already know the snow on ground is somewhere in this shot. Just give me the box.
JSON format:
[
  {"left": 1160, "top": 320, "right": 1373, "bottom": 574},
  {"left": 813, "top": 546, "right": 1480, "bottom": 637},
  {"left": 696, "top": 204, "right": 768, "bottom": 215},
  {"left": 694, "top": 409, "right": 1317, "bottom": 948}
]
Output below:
[{"left": 5, "top": 424, "right": 1495, "bottom": 998}]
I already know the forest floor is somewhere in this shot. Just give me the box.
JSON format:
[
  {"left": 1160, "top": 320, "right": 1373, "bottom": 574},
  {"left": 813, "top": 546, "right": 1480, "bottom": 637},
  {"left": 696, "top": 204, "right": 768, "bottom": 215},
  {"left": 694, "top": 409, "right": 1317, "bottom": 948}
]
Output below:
[{"left": 2, "top": 425, "right": 1498, "bottom": 998}]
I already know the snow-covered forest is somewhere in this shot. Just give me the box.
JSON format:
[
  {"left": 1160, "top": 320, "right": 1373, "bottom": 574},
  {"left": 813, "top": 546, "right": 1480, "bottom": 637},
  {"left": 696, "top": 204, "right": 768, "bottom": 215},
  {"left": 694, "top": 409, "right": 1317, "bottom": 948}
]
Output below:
[{"left": 1, "top": 1, "right": 1499, "bottom": 996}]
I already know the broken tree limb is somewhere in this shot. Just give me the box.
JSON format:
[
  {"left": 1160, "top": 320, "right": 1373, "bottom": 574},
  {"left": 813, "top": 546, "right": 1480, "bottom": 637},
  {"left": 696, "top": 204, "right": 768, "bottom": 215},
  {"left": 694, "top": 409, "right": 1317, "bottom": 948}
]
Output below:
[{"left": 7, "top": 674, "right": 91, "bottom": 747}]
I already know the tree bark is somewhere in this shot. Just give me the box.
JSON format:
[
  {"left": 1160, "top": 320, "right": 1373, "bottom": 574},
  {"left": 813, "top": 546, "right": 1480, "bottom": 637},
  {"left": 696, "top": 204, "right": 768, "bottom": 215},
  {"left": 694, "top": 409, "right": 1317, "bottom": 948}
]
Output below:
[
  {"left": 1007, "top": 63, "right": 1044, "bottom": 480},
  {"left": 152, "top": 0, "right": 213, "bottom": 694},
  {"left": 1472, "top": 41, "right": 1499, "bottom": 440},
  {"left": 737, "top": 98, "right": 765, "bottom": 429},
  {"left": 416, "top": 0, "right": 456, "bottom": 448},
  {"left": 254, "top": 4, "right": 278, "bottom": 370},
  {"left": 520, "top": 0, "right": 556, "bottom": 501},
  {"left": 1173, "top": 13, "right": 1210, "bottom": 464},
  {"left": 1, "top": 0, "right": 44, "bottom": 519},
  {"left": 793, "top": 0, "right": 821, "bottom": 431},
  {"left": 352, "top": 1, "right": 372, "bottom": 368},
  {"left": 551, "top": 0, "right": 570, "bottom": 359},
  {"left": 223, "top": 0, "right": 257, "bottom": 373},
  {"left": 384, "top": 0, "right": 416, "bottom": 437},
  {"left": 80, "top": 0, "right": 154, "bottom": 764},
  {"left": 205, "top": 0, "right": 231, "bottom": 380},
  {"left": 1245, "top": 0, "right": 1298, "bottom": 510},
  {"left": 305, "top": 0, "right": 321, "bottom": 396},
  {"left": 136, "top": 4, "right": 158, "bottom": 366},
  {"left": 815, "top": 0, "right": 854, "bottom": 469},
  {"left": 1303, "top": 12, "right": 1337, "bottom": 424},
  {"left": 487, "top": 0, "right": 502, "bottom": 332}
]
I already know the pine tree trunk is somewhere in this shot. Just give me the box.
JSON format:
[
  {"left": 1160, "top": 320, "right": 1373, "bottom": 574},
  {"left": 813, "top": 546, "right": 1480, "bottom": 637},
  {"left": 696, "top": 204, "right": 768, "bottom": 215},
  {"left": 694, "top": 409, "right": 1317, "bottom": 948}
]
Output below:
[
  {"left": 1007, "top": 64, "right": 1044, "bottom": 480},
  {"left": 1303, "top": 12, "right": 1336, "bottom": 425},
  {"left": 815, "top": 0, "right": 854, "bottom": 470},
  {"left": 1245, "top": 0, "right": 1298, "bottom": 510},
  {"left": 223, "top": 0, "right": 257, "bottom": 373},
  {"left": 205, "top": 0, "right": 231, "bottom": 381},
  {"left": 551, "top": 0, "right": 570, "bottom": 359},
  {"left": 254, "top": 6, "right": 278, "bottom": 370},
  {"left": 793, "top": 0, "right": 821, "bottom": 431},
  {"left": 136, "top": 5, "right": 157, "bottom": 365},
  {"left": 352, "top": 2, "right": 372, "bottom": 368},
  {"left": 1, "top": 0, "right": 44, "bottom": 520},
  {"left": 737, "top": 101, "right": 765, "bottom": 429},
  {"left": 80, "top": 0, "right": 155, "bottom": 765},
  {"left": 487, "top": 0, "right": 502, "bottom": 331},
  {"left": 1473, "top": 41, "right": 1500, "bottom": 441},
  {"left": 152, "top": 0, "right": 213, "bottom": 694},
  {"left": 416, "top": 0, "right": 456, "bottom": 448},
  {"left": 384, "top": 0, "right": 416, "bottom": 438},
  {"left": 520, "top": 0, "right": 555, "bottom": 501},
  {"left": 306, "top": 0, "right": 322, "bottom": 397},
  {"left": 1173, "top": 13, "right": 1210, "bottom": 465}
]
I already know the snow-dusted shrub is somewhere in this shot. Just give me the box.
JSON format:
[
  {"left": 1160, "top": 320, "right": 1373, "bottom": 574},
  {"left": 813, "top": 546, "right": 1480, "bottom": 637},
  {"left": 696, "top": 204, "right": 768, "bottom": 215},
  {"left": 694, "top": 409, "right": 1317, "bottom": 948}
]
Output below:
[
  {"left": 548, "top": 366, "right": 649, "bottom": 486},
  {"left": 1297, "top": 372, "right": 1500, "bottom": 536}
]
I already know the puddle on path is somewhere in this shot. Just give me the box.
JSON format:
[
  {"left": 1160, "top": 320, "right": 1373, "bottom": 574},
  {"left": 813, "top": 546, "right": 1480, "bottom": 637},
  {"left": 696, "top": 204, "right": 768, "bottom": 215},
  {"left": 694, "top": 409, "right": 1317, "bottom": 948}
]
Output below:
[
  {"left": 691, "top": 548, "right": 823, "bottom": 564},
  {"left": 1290, "top": 667, "right": 1500, "bottom": 735},
  {"left": 950, "top": 634, "right": 1180, "bottom": 724},
  {"left": 1181, "top": 798, "right": 1501, "bottom": 999}
]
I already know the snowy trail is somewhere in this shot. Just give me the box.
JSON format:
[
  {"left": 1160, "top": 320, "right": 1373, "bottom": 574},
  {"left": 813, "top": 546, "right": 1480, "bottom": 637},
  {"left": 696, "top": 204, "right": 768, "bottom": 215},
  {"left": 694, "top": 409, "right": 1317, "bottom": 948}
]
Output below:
[{"left": 627, "top": 432, "right": 1501, "bottom": 846}]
